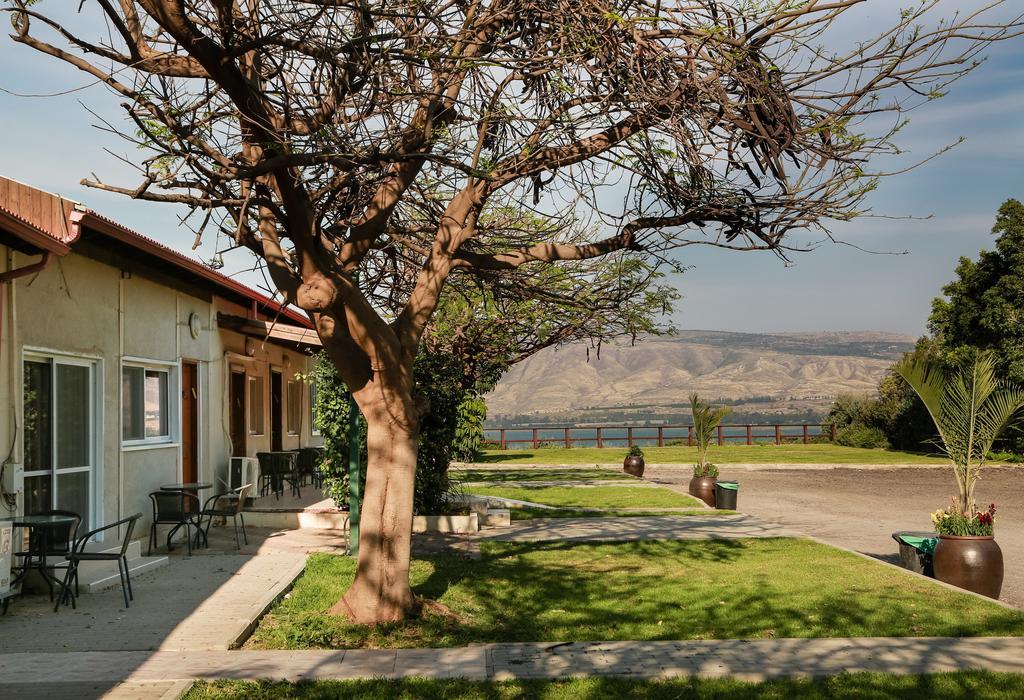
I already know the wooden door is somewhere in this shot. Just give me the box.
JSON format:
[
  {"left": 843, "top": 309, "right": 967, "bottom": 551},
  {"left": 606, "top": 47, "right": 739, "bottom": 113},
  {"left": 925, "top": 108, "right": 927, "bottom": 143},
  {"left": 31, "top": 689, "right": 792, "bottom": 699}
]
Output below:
[
  {"left": 271, "top": 370, "right": 283, "bottom": 451},
  {"left": 229, "top": 370, "right": 246, "bottom": 457},
  {"left": 181, "top": 362, "right": 199, "bottom": 484}
]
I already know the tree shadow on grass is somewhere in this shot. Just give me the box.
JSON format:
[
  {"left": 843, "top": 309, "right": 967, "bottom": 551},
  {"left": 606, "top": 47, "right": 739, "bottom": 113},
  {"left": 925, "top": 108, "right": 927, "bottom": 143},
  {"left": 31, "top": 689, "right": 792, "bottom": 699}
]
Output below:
[{"left": 249, "top": 537, "right": 1024, "bottom": 651}]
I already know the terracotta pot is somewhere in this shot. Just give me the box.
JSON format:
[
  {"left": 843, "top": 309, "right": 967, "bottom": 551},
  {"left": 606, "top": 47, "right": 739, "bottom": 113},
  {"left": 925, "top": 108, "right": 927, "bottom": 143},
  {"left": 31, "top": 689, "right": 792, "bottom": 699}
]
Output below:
[
  {"left": 623, "top": 455, "right": 645, "bottom": 478},
  {"left": 933, "top": 534, "right": 1004, "bottom": 599},
  {"left": 689, "top": 476, "right": 717, "bottom": 507}
]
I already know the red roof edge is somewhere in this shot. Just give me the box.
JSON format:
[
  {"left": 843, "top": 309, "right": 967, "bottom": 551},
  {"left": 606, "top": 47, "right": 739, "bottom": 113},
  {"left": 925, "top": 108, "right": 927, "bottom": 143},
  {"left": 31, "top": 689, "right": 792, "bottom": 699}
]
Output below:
[
  {"left": 79, "top": 211, "right": 314, "bottom": 330},
  {"left": 0, "top": 206, "right": 72, "bottom": 256}
]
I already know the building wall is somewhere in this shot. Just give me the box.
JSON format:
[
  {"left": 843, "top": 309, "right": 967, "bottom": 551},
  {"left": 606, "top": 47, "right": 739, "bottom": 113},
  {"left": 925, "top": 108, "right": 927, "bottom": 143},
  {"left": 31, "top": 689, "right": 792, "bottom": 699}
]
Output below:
[{"left": 0, "top": 245, "right": 321, "bottom": 542}]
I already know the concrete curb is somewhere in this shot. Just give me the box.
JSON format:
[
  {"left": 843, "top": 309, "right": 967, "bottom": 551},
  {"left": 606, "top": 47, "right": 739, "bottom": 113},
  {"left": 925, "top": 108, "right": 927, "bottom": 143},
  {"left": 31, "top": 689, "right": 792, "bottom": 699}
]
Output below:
[
  {"left": 228, "top": 556, "right": 308, "bottom": 650},
  {"left": 460, "top": 462, "right": 951, "bottom": 470}
]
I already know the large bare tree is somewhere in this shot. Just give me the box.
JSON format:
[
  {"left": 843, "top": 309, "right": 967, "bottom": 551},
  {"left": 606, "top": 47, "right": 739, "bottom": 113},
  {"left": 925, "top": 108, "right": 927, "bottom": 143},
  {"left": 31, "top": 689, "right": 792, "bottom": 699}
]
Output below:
[{"left": 6, "top": 0, "right": 1020, "bottom": 623}]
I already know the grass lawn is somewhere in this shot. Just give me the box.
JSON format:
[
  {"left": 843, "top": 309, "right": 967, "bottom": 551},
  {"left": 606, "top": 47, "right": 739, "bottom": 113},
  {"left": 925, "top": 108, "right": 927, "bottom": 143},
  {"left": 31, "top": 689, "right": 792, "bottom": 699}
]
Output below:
[
  {"left": 453, "top": 468, "right": 635, "bottom": 483},
  {"left": 507, "top": 507, "right": 734, "bottom": 520},
  {"left": 465, "top": 484, "right": 702, "bottom": 509},
  {"left": 245, "top": 540, "right": 1024, "bottom": 650},
  {"left": 476, "top": 444, "right": 948, "bottom": 465},
  {"left": 185, "top": 672, "right": 1024, "bottom": 699}
]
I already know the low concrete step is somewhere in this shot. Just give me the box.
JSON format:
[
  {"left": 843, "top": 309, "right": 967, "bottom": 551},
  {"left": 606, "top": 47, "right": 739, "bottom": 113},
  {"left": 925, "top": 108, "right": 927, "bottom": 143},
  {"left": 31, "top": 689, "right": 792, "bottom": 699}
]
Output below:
[
  {"left": 242, "top": 510, "right": 349, "bottom": 529},
  {"left": 80, "top": 554, "right": 168, "bottom": 594},
  {"left": 70, "top": 537, "right": 169, "bottom": 594}
]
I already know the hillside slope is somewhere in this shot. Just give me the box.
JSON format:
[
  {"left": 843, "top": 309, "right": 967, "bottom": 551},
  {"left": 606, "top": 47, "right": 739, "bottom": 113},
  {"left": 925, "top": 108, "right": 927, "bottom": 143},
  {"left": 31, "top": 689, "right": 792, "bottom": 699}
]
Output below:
[{"left": 485, "top": 330, "right": 915, "bottom": 421}]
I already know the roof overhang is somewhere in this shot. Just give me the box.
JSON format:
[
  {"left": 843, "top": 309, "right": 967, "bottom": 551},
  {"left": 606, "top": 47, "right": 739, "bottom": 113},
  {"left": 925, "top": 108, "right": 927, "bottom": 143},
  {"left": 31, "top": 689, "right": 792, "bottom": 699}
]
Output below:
[
  {"left": 218, "top": 313, "right": 322, "bottom": 354},
  {"left": 0, "top": 207, "right": 74, "bottom": 256}
]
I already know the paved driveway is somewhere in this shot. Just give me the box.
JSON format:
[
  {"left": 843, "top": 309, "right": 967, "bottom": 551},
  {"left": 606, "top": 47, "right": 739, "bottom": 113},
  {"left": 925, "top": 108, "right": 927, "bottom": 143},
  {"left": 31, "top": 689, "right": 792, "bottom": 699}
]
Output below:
[{"left": 647, "top": 465, "right": 1024, "bottom": 608}]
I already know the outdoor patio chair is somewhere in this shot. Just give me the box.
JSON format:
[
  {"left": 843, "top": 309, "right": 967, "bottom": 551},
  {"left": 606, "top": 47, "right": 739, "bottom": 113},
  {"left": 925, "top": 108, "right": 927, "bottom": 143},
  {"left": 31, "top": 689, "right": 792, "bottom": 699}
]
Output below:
[
  {"left": 55, "top": 513, "right": 141, "bottom": 612},
  {"left": 310, "top": 447, "right": 326, "bottom": 489},
  {"left": 148, "top": 490, "right": 202, "bottom": 556},
  {"left": 280, "top": 453, "right": 302, "bottom": 499},
  {"left": 256, "top": 452, "right": 283, "bottom": 499},
  {"left": 297, "top": 447, "right": 324, "bottom": 489},
  {"left": 13, "top": 509, "right": 81, "bottom": 601},
  {"left": 198, "top": 484, "right": 252, "bottom": 550}
]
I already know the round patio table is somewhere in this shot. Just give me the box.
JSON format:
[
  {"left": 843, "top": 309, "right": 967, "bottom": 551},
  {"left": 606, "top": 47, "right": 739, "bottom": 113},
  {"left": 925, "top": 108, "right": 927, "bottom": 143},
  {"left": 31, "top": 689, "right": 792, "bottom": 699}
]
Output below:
[{"left": 12, "top": 513, "right": 78, "bottom": 604}]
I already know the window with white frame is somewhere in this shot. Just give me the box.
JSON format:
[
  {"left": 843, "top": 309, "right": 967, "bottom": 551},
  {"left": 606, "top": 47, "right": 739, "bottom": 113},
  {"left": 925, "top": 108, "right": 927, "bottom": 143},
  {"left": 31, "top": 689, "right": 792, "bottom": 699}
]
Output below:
[
  {"left": 248, "top": 375, "right": 265, "bottom": 435},
  {"left": 309, "top": 378, "right": 320, "bottom": 436},
  {"left": 122, "top": 363, "right": 174, "bottom": 444},
  {"left": 287, "top": 379, "right": 301, "bottom": 435}
]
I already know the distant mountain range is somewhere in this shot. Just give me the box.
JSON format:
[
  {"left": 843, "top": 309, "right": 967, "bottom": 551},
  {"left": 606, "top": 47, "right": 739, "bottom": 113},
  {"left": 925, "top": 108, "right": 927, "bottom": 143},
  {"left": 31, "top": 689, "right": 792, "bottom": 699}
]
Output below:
[{"left": 484, "top": 330, "right": 917, "bottom": 424}]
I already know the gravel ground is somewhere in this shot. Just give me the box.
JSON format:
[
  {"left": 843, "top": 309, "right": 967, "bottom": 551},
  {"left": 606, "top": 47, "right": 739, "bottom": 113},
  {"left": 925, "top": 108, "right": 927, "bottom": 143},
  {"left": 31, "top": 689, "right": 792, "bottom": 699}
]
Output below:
[{"left": 646, "top": 465, "right": 1024, "bottom": 609}]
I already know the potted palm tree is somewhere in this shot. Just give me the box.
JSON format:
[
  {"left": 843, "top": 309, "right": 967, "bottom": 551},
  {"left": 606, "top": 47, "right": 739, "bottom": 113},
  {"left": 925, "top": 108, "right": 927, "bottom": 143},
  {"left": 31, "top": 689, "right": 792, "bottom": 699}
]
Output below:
[
  {"left": 896, "top": 350, "right": 1024, "bottom": 599},
  {"left": 688, "top": 393, "right": 730, "bottom": 507}
]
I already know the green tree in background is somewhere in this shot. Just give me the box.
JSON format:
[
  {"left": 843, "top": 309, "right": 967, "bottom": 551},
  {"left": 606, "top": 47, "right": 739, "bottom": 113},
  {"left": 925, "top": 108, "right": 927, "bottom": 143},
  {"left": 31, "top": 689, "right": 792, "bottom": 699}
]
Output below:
[
  {"left": 312, "top": 348, "right": 466, "bottom": 515},
  {"left": 930, "top": 199, "right": 1024, "bottom": 450}
]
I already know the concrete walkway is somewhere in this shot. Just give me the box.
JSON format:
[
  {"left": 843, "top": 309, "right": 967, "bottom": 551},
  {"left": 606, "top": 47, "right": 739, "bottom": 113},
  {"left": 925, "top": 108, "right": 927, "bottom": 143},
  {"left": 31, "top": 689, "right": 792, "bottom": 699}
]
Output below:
[
  {"left": 480, "top": 514, "right": 802, "bottom": 543},
  {"left": 3, "top": 637, "right": 1024, "bottom": 691}
]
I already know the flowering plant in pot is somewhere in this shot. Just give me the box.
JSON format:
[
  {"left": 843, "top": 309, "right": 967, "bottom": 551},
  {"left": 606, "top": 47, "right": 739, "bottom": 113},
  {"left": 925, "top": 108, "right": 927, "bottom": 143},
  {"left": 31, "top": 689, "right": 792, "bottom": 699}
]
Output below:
[
  {"left": 932, "top": 501, "right": 996, "bottom": 537},
  {"left": 688, "top": 393, "right": 730, "bottom": 507},
  {"left": 623, "top": 445, "right": 645, "bottom": 477},
  {"left": 896, "top": 351, "right": 1024, "bottom": 599}
]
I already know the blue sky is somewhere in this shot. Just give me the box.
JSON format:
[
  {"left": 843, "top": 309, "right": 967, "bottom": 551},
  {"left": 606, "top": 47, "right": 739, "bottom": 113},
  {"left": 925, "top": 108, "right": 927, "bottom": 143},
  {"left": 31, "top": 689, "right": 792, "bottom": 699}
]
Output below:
[{"left": 0, "top": 4, "right": 1021, "bottom": 337}]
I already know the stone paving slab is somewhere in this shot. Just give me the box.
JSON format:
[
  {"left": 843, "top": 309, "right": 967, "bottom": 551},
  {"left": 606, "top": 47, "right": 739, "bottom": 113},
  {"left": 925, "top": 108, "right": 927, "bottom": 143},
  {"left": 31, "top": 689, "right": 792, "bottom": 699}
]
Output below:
[
  {"left": 487, "top": 637, "right": 1024, "bottom": 681},
  {"left": 0, "top": 680, "right": 187, "bottom": 700},
  {"left": 0, "top": 548, "right": 305, "bottom": 654},
  {"left": 480, "top": 515, "right": 802, "bottom": 542},
  {"left": 461, "top": 462, "right": 950, "bottom": 470},
  {"left": 2, "top": 638, "right": 1024, "bottom": 690}
]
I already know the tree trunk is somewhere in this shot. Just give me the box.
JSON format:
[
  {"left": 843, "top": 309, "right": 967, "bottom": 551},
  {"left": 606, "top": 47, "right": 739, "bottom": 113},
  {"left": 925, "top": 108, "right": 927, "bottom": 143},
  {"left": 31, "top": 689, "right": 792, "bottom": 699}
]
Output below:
[{"left": 328, "top": 382, "right": 421, "bottom": 623}]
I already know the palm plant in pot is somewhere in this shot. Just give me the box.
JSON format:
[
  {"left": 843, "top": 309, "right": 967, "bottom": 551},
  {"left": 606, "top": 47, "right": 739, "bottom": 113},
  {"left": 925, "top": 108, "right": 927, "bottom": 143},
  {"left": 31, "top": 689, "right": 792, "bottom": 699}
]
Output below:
[
  {"left": 688, "top": 393, "right": 730, "bottom": 507},
  {"left": 623, "top": 445, "right": 645, "bottom": 477},
  {"left": 896, "top": 350, "right": 1024, "bottom": 599}
]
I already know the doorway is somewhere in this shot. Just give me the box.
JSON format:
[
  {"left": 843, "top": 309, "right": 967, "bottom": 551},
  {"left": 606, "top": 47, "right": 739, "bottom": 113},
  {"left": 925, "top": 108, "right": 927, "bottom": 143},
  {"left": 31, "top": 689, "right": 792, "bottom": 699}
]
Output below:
[
  {"left": 23, "top": 355, "right": 98, "bottom": 528},
  {"left": 181, "top": 362, "right": 199, "bottom": 483},
  {"left": 270, "top": 370, "right": 283, "bottom": 451},
  {"left": 229, "top": 370, "right": 246, "bottom": 457}
]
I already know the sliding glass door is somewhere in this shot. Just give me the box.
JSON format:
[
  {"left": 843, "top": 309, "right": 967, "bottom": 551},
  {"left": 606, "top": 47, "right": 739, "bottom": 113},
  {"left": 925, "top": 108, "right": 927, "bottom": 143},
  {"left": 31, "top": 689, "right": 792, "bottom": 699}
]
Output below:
[{"left": 24, "top": 356, "right": 97, "bottom": 527}]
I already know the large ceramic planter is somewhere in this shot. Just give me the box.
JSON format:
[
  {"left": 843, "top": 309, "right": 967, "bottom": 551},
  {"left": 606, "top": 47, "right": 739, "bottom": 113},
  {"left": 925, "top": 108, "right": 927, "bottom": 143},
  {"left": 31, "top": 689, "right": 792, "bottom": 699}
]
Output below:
[
  {"left": 689, "top": 476, "right": 717, "bottom": 507},
  {"left": 623, "top": 455, "right": 645, "bottom": 478},
  {"left": 933, "top": 534, "right": 1003, "bottom": 599}
]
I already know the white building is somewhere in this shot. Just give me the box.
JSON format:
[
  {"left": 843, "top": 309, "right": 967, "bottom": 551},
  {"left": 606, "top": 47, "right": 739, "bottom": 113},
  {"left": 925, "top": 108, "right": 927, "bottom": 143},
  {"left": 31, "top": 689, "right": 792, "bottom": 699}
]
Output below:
[{"left": 0, "top": 176, "right": 322, "bottom": 543}]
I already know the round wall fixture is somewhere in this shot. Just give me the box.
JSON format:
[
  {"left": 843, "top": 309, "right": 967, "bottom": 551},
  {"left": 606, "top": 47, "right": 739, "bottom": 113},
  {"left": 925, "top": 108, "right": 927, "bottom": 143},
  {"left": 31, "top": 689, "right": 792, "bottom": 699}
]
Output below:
[{"left": 188, "top": 312, "right": 202, "bottom": 339}]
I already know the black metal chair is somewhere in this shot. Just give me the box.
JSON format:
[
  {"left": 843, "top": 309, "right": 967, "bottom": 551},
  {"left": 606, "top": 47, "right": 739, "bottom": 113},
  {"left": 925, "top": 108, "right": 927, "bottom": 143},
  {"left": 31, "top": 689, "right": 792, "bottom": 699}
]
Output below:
[
  {"left": 56, "top": 513, "right": 141, "bottom": 611},
  {"left": 296, "top": 447, "right": 323, "bottom": 488},
  {"left": 13, "top": 509, "right": 81, "bottom": 601},
  {"left": 198, "top": 483, "right": 252, "bottom": 550},
  {"left": 257, "top": 452, "right": 282, "bottom": 499},
  {"left": 309, "top": 447, "right": 326, "bottom": 490},
  {"left": 148, "top": 491, "right": 202, "bottom": 556},
  {"left": 280, "top": 453, "right": 302, "bottom": 499}
]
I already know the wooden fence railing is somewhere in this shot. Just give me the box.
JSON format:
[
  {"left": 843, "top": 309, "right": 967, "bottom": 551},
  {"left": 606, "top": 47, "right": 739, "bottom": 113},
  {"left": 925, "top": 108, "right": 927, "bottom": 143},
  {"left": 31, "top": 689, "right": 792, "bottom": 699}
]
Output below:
[{"left": 483, "top": 423, "right": 837, "bottom": 449}]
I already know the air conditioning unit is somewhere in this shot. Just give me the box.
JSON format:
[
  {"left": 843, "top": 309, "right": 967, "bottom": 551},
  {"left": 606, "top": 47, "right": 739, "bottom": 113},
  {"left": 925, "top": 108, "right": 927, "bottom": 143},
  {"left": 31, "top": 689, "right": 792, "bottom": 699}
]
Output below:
[{"left": 228, "top": 457, "right": 260, "bottom": 498}]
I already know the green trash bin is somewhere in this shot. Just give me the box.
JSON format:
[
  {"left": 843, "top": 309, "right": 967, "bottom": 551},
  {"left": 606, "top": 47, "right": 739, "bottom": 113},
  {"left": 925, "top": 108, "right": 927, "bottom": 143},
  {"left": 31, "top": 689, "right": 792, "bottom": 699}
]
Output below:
[{"left": 714, "top": 480, "right": 739, "bottom": 510}]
